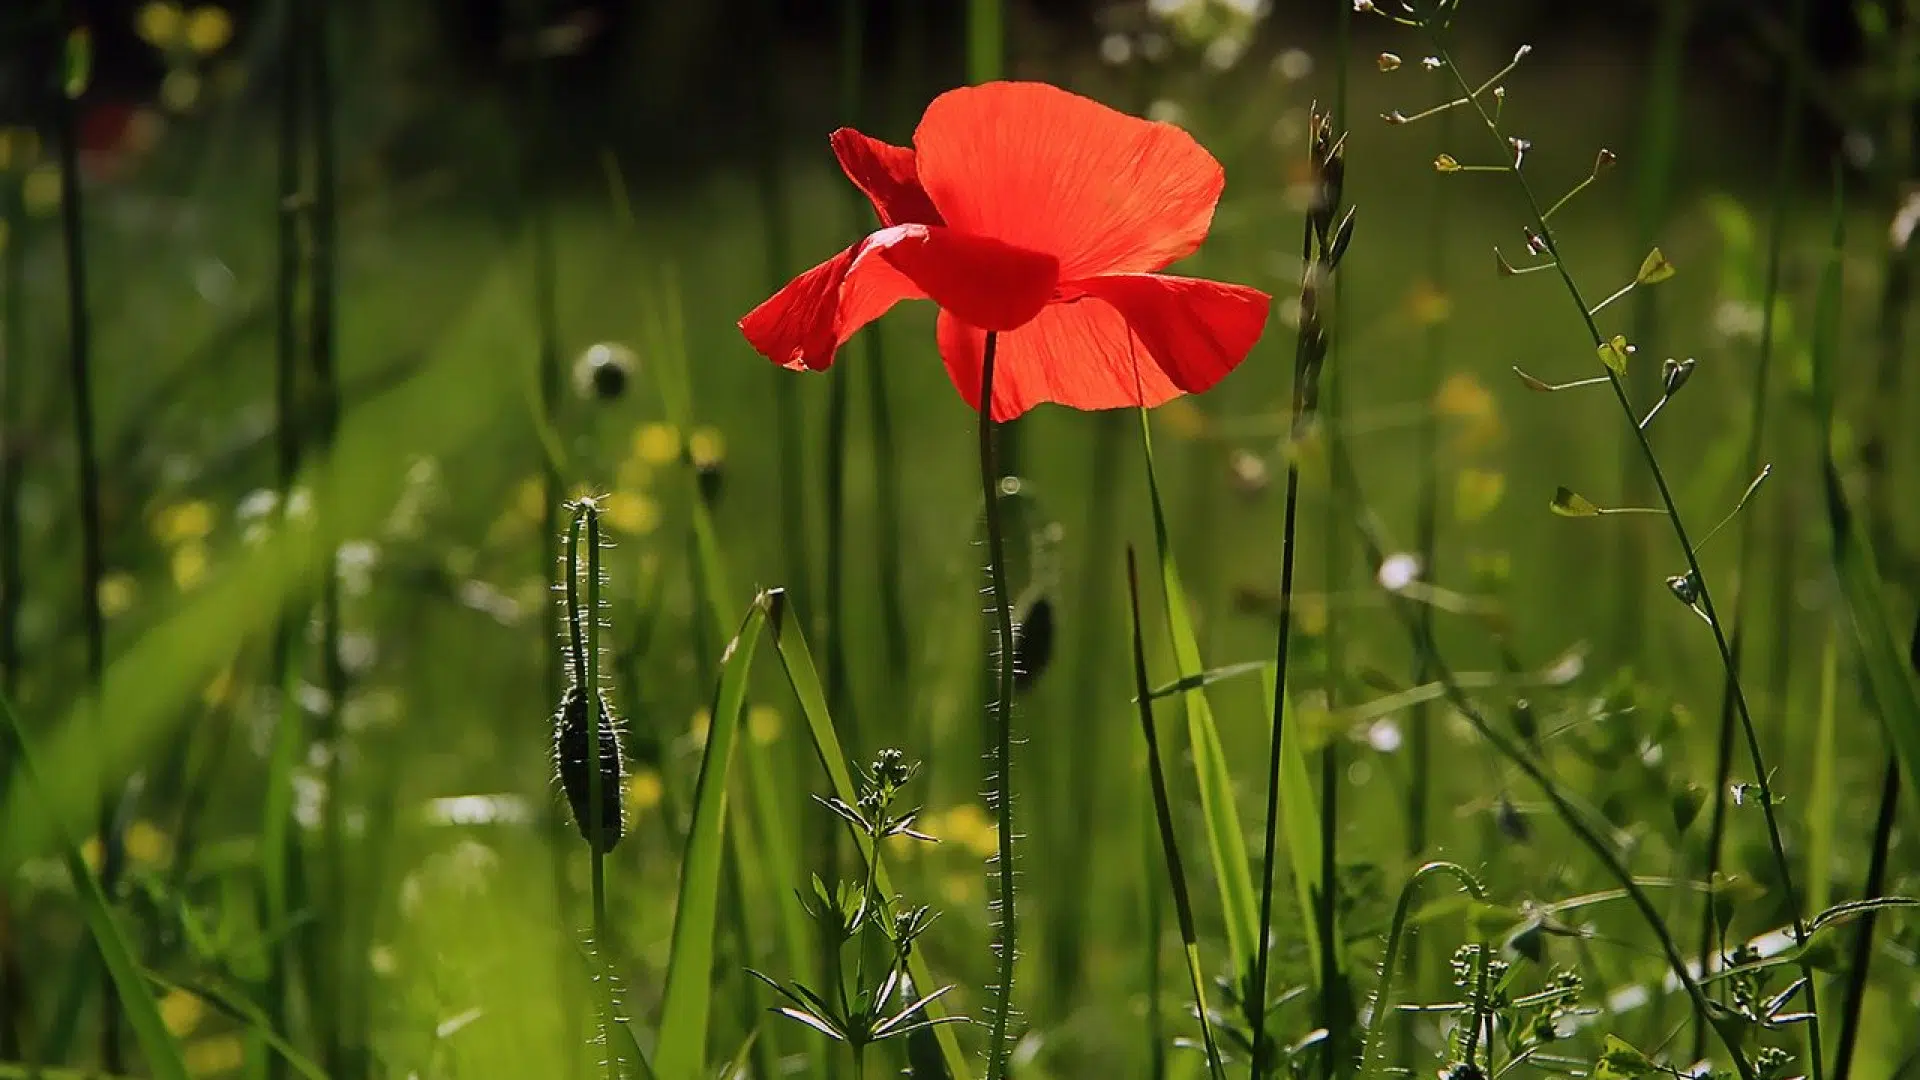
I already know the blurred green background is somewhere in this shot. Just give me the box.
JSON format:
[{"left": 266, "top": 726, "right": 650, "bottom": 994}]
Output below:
[{"left": 2, "top": 0, "right": 1918, "bottom": 1078}]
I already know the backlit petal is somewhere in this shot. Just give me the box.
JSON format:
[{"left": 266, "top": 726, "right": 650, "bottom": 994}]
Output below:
[
  {"left": 740, "top": 225, "right": 1058, "bottom": 372},
  {"left": 936, "top": 274, "right": 1269, "bottom": 421},
  {"left": 1073, "top": 273, "right": 1271, "bottom": 393},
  {"left": 913, "top": 82, "right": 1224, "bottom": 280},
  {"left": 831, "top": 128, "right": 942, "bottom": 227}
]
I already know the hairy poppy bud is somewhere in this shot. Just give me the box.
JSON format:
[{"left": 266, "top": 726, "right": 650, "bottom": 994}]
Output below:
[
  {"left": 1010, "top": 593, "right": 1055, "bottom": 693},
  {"left": 553, "top": 683, "right": 626, "bottom": 852}
]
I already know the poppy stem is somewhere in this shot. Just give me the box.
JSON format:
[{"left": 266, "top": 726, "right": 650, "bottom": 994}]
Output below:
[{"left": 978, "top": 331, "right": 1018, "bottom": 1080}]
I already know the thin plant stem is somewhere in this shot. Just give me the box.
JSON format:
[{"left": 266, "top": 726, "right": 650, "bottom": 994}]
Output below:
[
  {"left": 0, "top": 130, "right": 29, "bottom": 1067},
  {"left": 1323, "top": 436, "right": 1757, "bottom": 1080},
  {"left": 1425, "top": 29, "right": 1822, "bottom": 1076},
  {"left": 54, "top": 3, "right": 114, "bottom": 1066},
  {"left": 978, "top": 331, "right": 1018, "bottom": 1080},
  {"left": 1320, "top": 14, "right": 1354, "bottom": 1074}
]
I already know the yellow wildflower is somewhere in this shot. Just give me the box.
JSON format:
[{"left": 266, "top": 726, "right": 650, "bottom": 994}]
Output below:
[
  {"left": 183, "top": 6, "right": 233, "bottom": 55},
  {"left": 602, "top": 490, "right": 658, "bottom": 536},
  {"left": 748, "top": 705, "right": 782, "bottom": 745},
  {"left": 135, "top": 2, "right": 184, "bottom": 47},
  {"left": 97, "top": 572, "right": 137, "bottom": 618},
  {"left": 155, "top": 499, "right": 215, "bottom": 544},
  {"left": 1156, "top": 398, "right": 1208, "bottom": 440},
  {"left": 172, "top": 541, "right": 210, "bottom": 590},
  {"left": 183, "top": 1033, "right": 246, "bottom": 1076},
  {"left": 124, "top": 820, "right": 171, "bottom": 867},
  {"left": 689, "top": 427, "right": 726, "bottom": 468},
  {"left": 625, "top": 770, "right": 663, "bottom": 816},
  {"left": 23, "top": 165, "right": 62, "bottom": 216},
  {"left": 633, "top": 422, "right": 681, "bottom": 466},
  {"left": 159, "top": 988, "right": 205, "bottom": 1036}
]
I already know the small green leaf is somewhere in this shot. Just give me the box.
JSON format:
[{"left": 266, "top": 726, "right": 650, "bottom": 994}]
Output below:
[
  {"left": 1592, "top": 1034, "right": 1658, "bottom": 1079},
  {"left": 1598, "top": 335, "right": 1632, "bottom": 376},
  {"left": 1635, "top": 246, "right": 1676, "bottom": 285},
  {"left": 1550, "top": 487, "right": 1601, "bottom": 517}
]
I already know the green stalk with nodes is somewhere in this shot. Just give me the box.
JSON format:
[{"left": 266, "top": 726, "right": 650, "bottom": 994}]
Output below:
[
  {"left": 1251, "top": 105, "right": 1354, "bottom": 1080},
  {"left": 1369, "top": 4, "right": 1823, "bottom": 1072}
]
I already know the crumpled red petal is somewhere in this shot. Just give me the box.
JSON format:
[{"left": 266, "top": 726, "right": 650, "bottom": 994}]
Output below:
[
  {"left": 740, "top": 224, "right": 1059, "bottom": 372},
  {"left": 912, "top": 81, "right": 1225, "bottom": 281},
  {"left": 936, "top": 274, "right": 1269, "bottom": 421},
  {"left": 830, "top": 128, "right": 942, "bottom": 227}
]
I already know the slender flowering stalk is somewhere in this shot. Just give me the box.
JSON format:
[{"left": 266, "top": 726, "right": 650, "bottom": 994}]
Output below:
[
  {"left": 1372, "top": 9, "right": 1817, "bottom": 1070},
  {"left": 978, "top": 331, "right": 1019, "bottom": 1080},
  {"left": 1252, "top": 107, "right": 1349, "bottom": 1078}
]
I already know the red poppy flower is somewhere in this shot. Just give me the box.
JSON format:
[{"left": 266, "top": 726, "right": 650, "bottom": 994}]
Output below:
[{"left": 738, "top": 81, "right": 1271, "bottom": 421}]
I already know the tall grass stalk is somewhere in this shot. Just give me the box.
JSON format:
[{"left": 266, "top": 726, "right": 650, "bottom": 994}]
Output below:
[
  {"left": 1693, "top": 1, "right": 1805, "bottom": 1059},
  {"left": 1318, "top": 16, "right": 1354, "bottom": 1076},
  {"left": 1414, "top": 20, "right": 1822, "bottom": 1074},
  {"left": 1252, "top": 104, "right": 1347, "bottom": 1077},
  {"left": 977, "top": 332, "right": 1019, "bottom": 1080},
  {"left": 53, "top": 4, "right": 114, "bottom": 1067},
  {"left": 0, "top": 131, "right": 27, "bottom": 1065}
]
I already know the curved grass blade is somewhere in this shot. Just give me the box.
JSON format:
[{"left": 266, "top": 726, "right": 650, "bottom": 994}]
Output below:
[
  {"left": 655, "top": 592, "right": 774, "bottom": 1079},
  {"left": 0, "top": 691, "right": 190, "bottom": 1080},
  {"left": 766, "top": 599, "right": 975, "bottom": 1080},
  {"left": 1136, "top": 410, "right": 1259, "bottom": 978},
  {"left": 142, "top": 973, "right": 326, "bottom": 1080},
  {"left": 1126, "top": 549, "right": 1228, "bottom": 1080}
]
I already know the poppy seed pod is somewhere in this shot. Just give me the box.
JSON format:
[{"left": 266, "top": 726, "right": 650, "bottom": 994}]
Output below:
[
  {"left": 1010, "top": 593, "right": 1055, "bottom": 693},
  {"left": 553, "top": 683, "right": 626, "bottom": 852}
]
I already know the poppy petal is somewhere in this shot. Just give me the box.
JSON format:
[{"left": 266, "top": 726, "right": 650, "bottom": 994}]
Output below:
[
  {"left": 913, "top": 81, "right": 1224, "bottom": 280},
  {"left": 936, "top": 274, "right": 1269, "bottom": 421},
  {"left": 740, "top": 225, "right": 1059, "bottom": 372},
  {"left": 1073, "top": 273, "right": 1271, "bottom": 393},
  {"left": 831, "top": 128, "right": 943, "bottom": 227}
]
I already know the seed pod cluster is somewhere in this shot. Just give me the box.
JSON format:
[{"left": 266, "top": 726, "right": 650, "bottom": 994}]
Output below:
[{"left": 553, "top": 682, "right": 626, "bottom": 852}]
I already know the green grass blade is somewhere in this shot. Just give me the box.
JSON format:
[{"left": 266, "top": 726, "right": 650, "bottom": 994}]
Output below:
[
  {"left": 639, "top": 278, "right": 818, "bottom": 1070},
  {"left": 1809, "top": 180, "right": 1920, "bottom": 837},
  {"left": 656, "top": 593, "right": 774, "bottom": 1080},
  {"left": 1126, "top": 549, "right": 1228, "bottom": 1080},
  {"left": 1806, "top": 629, "right": 1840, "bottom": 915},
  {"left": 0, "top": 691, "right": 191, "bottom": 1080},
  {"left": 766, "top": 597, "right": 976, "bottom": 1080},
  {"left": 1259, "top": 666, "right": 1339, "bottom": 997},
  {"left": 1136, "top": 409, "right": 1259, "bottom": 979}
]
